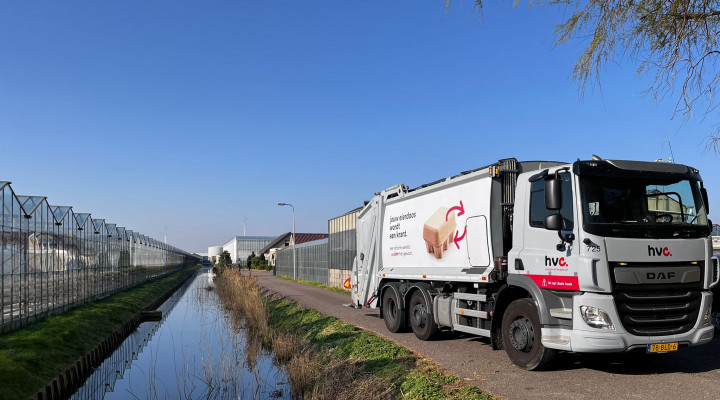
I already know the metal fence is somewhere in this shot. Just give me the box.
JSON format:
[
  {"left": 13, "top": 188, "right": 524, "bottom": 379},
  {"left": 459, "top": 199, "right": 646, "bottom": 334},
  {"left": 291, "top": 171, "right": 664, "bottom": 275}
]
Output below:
[
  {"left": 276, "top": 239, "right": 328, "bottom": 285},
  {"left": 1, "top": 181, "right": 198, "bottom": 334}
]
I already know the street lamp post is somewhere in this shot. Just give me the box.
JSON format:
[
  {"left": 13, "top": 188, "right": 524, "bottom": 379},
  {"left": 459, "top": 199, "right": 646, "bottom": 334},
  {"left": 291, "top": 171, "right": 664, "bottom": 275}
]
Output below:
[{"left": 277, "top": 202, "right": 296, "bottom": 280}]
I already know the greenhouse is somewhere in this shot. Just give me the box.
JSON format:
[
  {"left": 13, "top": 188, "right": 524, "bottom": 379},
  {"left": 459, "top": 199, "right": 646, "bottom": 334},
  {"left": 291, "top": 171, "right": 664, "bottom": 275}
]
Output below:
[{"left": 0, "top": 181, "right": 197, "bottom": 334}]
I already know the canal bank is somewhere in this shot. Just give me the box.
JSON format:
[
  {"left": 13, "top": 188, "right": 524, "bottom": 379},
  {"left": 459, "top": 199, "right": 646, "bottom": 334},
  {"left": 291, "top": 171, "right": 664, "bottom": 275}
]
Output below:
[
  {"left": 70, "top": 268, "right": 290, "bottom": 400},
  {"left": 218, "top": 269, "right": 491, "bottom": 399},
  {"left": 0, "top": 266, "right": 199, "bottom": 400}
]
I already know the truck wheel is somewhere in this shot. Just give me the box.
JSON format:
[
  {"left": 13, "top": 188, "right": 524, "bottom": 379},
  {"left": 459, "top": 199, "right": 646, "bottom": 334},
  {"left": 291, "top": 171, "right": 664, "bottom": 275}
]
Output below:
[
  {"left": 409, "top": 289, "right": 438, "bottom": 340},
  {"left": 382, "top": 286, "right": 405, "bottom": 333},
  {"left": 501, "top": 298, "right": 556, "bottom": 370}
]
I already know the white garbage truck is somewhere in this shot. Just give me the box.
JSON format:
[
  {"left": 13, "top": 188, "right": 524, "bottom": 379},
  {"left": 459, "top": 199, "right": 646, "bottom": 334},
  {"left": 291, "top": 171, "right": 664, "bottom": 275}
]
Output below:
[{"left": 351, "top": 157, "right": 720, "bottom": 370}]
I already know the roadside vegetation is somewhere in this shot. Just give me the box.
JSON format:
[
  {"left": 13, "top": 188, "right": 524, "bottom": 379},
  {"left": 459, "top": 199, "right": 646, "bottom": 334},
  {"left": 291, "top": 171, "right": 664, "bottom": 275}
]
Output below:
[
  {"left": 276, "top": 274, "right": 350, "bottom": 294},
  {"left": 214, "top": 250, "right": 233, "bottom": 270},
  {"left": 215, "top": 268, "right": 493, "bottom": 400},
  {"left": 212, "top": 251, "right": 273, "bottom": 273},
  {"left": 246, "top": 251, "right": 272, "bottom": 271},
  {"left": 0, "top": 266, "right": 199, "bottom": 400}
]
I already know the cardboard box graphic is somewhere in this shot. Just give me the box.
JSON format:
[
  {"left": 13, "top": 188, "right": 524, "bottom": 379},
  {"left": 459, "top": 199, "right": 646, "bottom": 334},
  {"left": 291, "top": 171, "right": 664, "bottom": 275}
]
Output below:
[{"left": 423, "top": 207, "right": 456, "bottom": 259}]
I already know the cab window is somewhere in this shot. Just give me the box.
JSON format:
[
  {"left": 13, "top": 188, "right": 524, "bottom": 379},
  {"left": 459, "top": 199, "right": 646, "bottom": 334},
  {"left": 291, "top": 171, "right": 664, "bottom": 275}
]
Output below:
[{"left": 529, "top": 173, "right": 574, "bottom": 230}]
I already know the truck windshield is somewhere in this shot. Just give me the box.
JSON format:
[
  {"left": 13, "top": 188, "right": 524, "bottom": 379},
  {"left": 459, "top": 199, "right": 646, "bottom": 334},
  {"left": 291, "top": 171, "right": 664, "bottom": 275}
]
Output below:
[{"left": 579, "top": 176, "right": 709, "bottom": 238}]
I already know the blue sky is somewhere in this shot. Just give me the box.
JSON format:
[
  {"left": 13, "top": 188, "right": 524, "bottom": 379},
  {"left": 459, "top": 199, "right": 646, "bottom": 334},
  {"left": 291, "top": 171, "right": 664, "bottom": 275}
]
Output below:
[{"left": 1, "top": 1, "right": 718, "bottom": 253}]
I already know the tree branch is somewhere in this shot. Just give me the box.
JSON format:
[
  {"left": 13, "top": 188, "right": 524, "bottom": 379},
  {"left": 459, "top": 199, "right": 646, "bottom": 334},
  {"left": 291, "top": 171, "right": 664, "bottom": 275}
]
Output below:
[{"left": 667, "top": 10, "right": 720, "bottom": 20}]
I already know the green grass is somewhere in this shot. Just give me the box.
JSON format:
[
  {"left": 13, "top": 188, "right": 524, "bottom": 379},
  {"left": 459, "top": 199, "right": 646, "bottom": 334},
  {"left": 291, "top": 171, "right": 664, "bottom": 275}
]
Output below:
[
  {"left": 276, "top": 274, "right": 351, "bottom": 294},
  {"left": 265, "top": 295, "right": 493, "bottom": 399},
  {"left": 0, "top": 266, "right": 198, "bottom": 400}
]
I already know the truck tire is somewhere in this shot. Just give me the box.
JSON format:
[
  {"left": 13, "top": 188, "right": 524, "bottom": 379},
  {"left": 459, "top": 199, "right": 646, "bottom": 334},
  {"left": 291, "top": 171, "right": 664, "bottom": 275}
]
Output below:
[
  {"left": 501, "top": 298, "right": 556, "bottom": 370},
  {"left": 409, "top": 289, "right": 438, "bottom": 340},
  {"left": 382, "top": 285, "right": 405, "bottom": 333}
]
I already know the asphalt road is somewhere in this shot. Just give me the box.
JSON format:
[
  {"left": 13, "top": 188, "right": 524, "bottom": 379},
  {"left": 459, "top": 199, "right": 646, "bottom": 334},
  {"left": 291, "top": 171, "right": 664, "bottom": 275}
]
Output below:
[{"left": 245, "top": 271, "right": 720, "bottom": 400}]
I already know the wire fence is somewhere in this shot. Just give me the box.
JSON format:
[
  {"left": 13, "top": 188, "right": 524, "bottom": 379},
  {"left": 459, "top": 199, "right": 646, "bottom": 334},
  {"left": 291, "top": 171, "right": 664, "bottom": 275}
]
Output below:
[
  {"left": 1, "top": 181, "right": 198, "bottom": 334},
  {"left": 276, "top": 239, "right": 328, "bottom": 285}
]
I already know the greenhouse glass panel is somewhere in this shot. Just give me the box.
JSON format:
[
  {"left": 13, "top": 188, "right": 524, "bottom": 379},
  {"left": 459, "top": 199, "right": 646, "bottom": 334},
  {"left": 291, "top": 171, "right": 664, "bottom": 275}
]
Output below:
[{"left": 1, "top": 181, "right": 199, "bottom": 334}]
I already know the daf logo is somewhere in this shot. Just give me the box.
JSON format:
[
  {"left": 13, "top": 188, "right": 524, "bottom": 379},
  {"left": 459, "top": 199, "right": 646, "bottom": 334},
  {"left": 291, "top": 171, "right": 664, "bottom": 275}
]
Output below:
[{"left": 646, "top": 271, "right": 676, "bottom": 280}]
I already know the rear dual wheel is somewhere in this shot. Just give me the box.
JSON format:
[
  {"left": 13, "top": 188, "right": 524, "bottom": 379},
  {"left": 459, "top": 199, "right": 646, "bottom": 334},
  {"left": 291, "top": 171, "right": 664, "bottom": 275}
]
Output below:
[
  {"left": 409, "top": 289, "right": 438, "bottom": 341},
  {"left": 382, "top": 285, "right": 438, "bottom": 340},
  {"left": 382, "top": 285, "right": 405, "bottom": 333}
]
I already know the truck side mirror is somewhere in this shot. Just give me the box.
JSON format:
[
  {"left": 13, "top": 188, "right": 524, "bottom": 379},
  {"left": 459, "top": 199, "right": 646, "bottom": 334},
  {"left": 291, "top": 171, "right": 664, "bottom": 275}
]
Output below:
[
  {"left": 545, "top": 178, "right": 562, "bottom": 211},
  {"left": 701, "top": 187, "right": 710, "bottom": 214},
  {"left": 544, "top": 214, "right": 562, "bottom": 231}
]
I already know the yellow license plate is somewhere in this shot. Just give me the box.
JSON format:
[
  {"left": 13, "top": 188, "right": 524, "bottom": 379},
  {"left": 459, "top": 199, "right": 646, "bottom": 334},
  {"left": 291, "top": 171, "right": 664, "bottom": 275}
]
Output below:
[{"left": 647, "top": 342, "right": 678, "bottom": 353}]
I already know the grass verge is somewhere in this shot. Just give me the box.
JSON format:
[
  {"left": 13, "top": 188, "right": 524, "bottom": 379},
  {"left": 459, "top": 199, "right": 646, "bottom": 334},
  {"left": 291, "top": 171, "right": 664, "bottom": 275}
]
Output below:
[
  {"left": 276, "top": 274, "right": 350, "bottom": 294},
  {"left": 0, "top": 266, "right": 199, "bottom": 400},
  {"left": 216, "top": 269, "right": 494, "bottom": 400}
]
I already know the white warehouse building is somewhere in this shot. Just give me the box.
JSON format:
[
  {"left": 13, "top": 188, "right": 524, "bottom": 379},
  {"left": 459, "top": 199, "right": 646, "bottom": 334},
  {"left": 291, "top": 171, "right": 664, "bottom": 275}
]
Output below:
[{"left": 222, "top": 236, "right": 274, "bottom": 265}]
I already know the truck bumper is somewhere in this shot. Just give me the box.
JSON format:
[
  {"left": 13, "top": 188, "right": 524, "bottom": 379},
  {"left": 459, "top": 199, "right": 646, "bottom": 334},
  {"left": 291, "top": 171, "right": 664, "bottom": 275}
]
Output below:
[{"left": 541, "top": 292, "right": 715, "bottom": 353}]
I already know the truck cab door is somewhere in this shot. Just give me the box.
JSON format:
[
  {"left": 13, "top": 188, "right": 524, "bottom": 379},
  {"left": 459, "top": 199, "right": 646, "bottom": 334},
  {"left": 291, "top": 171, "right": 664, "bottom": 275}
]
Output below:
[{"left": 518, "top": 170, "right": 580, "bottom": 291}]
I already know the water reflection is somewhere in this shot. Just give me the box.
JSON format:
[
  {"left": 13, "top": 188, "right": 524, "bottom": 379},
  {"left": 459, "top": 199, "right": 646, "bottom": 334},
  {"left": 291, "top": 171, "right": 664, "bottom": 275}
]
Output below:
[{"left": 71, "top": 268, "right": 291, "bottom": 400}]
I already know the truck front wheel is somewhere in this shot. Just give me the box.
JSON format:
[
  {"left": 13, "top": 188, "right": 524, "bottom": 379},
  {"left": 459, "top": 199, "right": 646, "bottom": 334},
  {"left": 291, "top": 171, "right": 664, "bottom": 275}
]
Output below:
[
  {"left": 382, "top": 285, "right": 405, "bottom": 333},
  {"left": 501, "top": 298, "right": 556, "bottom": 370},
  {"left": 409, "top": 289, "right": 438, "bottom": 340}
]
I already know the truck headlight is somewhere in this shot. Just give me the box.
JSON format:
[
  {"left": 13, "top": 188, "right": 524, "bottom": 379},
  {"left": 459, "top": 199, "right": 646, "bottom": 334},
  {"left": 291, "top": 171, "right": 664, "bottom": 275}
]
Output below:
[
  {"left": 703, "top": 305, "right": 712, "bottom": 325},
  {"left": 580, "top": 306, "right": 615, "bottom": 330}
]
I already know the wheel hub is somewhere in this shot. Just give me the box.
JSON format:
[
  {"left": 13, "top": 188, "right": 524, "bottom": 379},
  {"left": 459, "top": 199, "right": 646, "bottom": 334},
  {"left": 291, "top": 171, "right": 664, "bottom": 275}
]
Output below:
[
  {"left": 412, "top": 303, "right": 426, "bottom": 327},
  {"left": 387, "top": 298, "right": 397, "bottom": 320},
  {"left": 509, "top": 316, "right": 534, "bottom": 352}
]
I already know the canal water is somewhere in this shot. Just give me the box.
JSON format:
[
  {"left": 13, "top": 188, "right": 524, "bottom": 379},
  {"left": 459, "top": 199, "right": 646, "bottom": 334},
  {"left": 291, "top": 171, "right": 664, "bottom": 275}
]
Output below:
[{"left": 70, "top": 268, "right": 291, "bottom": 400}]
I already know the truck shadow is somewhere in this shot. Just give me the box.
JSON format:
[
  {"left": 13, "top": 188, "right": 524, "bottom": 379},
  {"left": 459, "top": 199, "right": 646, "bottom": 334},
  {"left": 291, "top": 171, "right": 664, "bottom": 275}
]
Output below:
[
  {"left": 548, "top": 336, "right": 720, "bottom": 374},
  {"left": 360, "top": 312, "right": 720, "bottom": 374},
  {"left": 458, "top": 331, "right": 720, "bottom": 374}
]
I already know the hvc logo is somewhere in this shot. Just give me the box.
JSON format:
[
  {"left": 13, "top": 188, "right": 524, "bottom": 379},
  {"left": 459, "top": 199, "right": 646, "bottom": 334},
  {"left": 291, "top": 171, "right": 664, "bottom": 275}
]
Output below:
[
  {"left": 545, "top": 256, "right": 568, "bottom": 267},
  {"left": 648, "top": 245, "right": 672, "bottom": 257}
]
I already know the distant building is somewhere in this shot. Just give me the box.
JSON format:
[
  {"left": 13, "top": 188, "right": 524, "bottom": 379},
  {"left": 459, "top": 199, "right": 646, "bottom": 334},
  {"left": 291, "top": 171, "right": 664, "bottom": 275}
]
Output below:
[
  {"left": 327, "top": 208, "right": 361, "bottom": 288},
  {"left": 208, "top": 246, "right": 223, "bottom": 264},
  {"left": 223, "top": 236, "right": 275, "bottom": 265},
  {"left": 259, "top": 232, "right": 329, "bottom": 267},
  {"left": 194, "top": 252, "right": 210, "bottom": 264}
]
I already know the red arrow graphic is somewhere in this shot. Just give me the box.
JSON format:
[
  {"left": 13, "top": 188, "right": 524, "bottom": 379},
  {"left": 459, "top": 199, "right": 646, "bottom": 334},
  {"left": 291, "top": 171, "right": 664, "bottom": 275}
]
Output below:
[
  {"left": 446, "top": 200, "right": 465, "bottom": 221},
  {"left": 454, "top": 226, "right": 467, "bottom": 249}
]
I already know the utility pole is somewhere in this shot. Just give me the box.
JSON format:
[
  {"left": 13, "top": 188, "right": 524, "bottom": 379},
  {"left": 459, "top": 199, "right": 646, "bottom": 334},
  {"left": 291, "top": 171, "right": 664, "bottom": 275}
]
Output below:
[{"left": 277, "top": 203, "right": 296, "bottom": 280}]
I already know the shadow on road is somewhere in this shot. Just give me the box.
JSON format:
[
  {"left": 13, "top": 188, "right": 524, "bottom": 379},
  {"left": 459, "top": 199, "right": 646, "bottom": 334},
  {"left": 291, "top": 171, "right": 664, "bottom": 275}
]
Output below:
[
  {"left": 373, "top": 313, "right": 720, "bottom": 375},
  {"left": 546, "top": 336, "right": 720, "bottom": 374}
]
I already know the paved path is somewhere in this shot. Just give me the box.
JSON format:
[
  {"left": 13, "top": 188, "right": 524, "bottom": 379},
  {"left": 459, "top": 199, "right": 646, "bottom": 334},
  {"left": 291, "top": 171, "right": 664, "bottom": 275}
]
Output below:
[{"left": 245, "top": 271, "right": 720, "bottom": 400}]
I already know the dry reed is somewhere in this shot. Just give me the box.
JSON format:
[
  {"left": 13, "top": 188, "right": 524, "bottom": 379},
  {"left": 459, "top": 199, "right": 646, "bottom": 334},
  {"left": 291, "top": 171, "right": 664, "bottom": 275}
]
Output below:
[
  {"left": 214, "top": 268, "right": 268, "bottom": 336},
  {"left": 287, "top": 352, "right": 317, "bottom": 396},
  {"left": 272, "top": 333, "right": 296, "bottom": 364}
]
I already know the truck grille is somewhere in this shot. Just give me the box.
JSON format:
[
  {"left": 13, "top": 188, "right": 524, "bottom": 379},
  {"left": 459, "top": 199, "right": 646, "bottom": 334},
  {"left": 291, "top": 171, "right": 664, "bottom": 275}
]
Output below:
[{"left": 613, "top": 285, "right": 701, "bottom": 336}]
